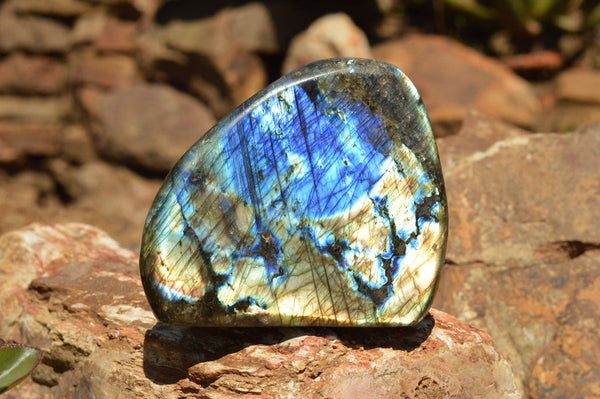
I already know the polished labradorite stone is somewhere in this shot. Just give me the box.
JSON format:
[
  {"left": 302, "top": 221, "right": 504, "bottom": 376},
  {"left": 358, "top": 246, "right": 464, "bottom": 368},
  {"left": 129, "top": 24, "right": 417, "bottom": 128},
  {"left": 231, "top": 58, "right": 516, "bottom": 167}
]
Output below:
[{"left": 140, "top": 58, "right": 447, "bottom": 327}]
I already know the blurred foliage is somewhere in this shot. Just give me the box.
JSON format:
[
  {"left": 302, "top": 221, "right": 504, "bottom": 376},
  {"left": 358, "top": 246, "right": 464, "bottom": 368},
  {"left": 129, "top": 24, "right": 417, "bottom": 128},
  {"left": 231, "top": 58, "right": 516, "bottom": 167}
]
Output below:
[
  {"left": 440, "top": 0, "right": 600, "bottom": 34},
  {"left": 0, "top": 339, "right": 43, "bottom": 395},
  {"left": 401, "top": 0, "right": 600, "bottom": 56}
]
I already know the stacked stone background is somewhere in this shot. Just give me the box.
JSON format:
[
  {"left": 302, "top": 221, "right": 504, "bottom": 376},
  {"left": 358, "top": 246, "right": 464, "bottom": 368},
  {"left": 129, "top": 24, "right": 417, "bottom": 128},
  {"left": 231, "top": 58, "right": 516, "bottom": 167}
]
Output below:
[{"left": 1, "top": 1, "right": 599, "bottom": 398}]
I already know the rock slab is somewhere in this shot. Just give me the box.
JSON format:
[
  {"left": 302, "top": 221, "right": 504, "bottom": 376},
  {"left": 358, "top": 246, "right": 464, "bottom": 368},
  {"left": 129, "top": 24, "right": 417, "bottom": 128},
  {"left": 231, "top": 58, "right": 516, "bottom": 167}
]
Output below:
[
  {"left": 0, "top": 223, "right": 519, "bottom": 398},
  {"left": 434, "top": 117, "right": 600, "bottom": 398}
]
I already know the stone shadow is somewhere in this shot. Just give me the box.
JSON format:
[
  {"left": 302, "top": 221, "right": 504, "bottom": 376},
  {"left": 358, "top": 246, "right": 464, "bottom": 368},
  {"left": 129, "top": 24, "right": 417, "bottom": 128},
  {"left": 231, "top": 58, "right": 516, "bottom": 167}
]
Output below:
[{"left": 142, "top": 312, "right": 434, "bottom": 384}]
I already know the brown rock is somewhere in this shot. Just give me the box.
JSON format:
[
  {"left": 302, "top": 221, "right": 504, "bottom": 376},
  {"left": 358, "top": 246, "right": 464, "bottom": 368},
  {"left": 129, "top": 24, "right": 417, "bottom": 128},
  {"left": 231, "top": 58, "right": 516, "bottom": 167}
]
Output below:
[
  {"left": 529, "top": 270, "right": 600, "bottom": 398},
  {"left": 0, "top": 54, "right": 67, "bottom": 95},
  {"left": 503, "top": 51, "right": 563, "bottom": 74},
  {"left": 433, "top": 120, "right": 600, "bottom": 397},
  {"left": 0, "top": 14, "right": 71, "bottom": 53},
  {"left": 219, "top": 2, "right": 279, "bottom": 54},
  {"left": 281, "top": 13, "right": 372, "bottom": 74},
  {"left": 541, "top": 102, "right": 600, "bottom": 132},
  {"left": 94, "top": 17, "right": 137, "bottom": 53},
  {"left": 0, "top": 96, "right": 69, "bottom": 121},
  {"left": 0, "top": 161, "right": 159, "bottom": 251},
  {"left": 373, "top": 34, "right": 541, "bottom": 135},
  {"left": 435, "top": 251, "right": 600, "bottom": 399},
  {"left": 138, "top": 28, "right": 263, "bottom": 118},
  {"left": 136, "top": 28, "right": 184, "bottom": 75},
  {"left": 47, "top": 161, "right": 162, "bottom": 248},
  {"left": 0, "top": 169, "right": 55, "bottom": 207},
  {"left": 11, "top": 0, "right": 92, "bottom": 17},
  {"left": 0, "top": 170, "right": 59, "bottom": 236},
  {"left": 0, "top": 223, "right": 158, "bottom": 398},
  {"left": 72, "top": 8, "right": 108, "bottom": 45},
  {"left": 0, "top": 223, "right": 520, "bottom": 398},
  {"left": 183, "top": 309, "right": 519, "bottom": 398},
  {"left": 68, "top": 51, "right": 140, "bottom": 89},
  {"left": 556, "top": 68, "right": 600, "bottom": 103},
  {"left": 156, "top": 3, "right": 271, "bottom": 112},
  {"left": 160, "top": 2, "right": 278, "bottom": 55},
  {"left": 93, "top": 83, "right": 216, "bottom": 174},
  {"left": 436, "top": 110, "right": 529, "bottom": 172},
  {"left": 213, "top": 50, "right": 267, "bottom": 108},
  {"left": 444, "top": 123, "right": 600, "bottom": 266},
  {"left": 542, "top": 68, "right": 600, "bottom": 132},
  {"left": 0, "top": 120, "right": 61, "bottom": 163},
  {"left": 74, "top": 86, "right": 105, "bottom": 118},
  {"left": 60, "top": 124, "right": 97, "bottom": 165}
]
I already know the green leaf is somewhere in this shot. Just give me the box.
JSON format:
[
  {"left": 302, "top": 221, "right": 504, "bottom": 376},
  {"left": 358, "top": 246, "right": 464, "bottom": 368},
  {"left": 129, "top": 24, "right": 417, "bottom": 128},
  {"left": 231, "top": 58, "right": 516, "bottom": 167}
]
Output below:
[
  {"left": 0, "top": 345, "right": 43, "bottom": 394},
  {"left": 586, "top": 2, "right": 600, "bottom": 28},
  {"left": 527, "top": 0, "right": 563, "bottom": 19}
]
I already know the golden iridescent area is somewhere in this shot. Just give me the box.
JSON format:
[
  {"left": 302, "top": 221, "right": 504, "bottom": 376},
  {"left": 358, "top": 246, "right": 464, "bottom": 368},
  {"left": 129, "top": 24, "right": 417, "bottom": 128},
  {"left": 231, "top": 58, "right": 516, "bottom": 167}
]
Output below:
[{"left": 140, "top": 58, "right": 447, "bottom": 326}]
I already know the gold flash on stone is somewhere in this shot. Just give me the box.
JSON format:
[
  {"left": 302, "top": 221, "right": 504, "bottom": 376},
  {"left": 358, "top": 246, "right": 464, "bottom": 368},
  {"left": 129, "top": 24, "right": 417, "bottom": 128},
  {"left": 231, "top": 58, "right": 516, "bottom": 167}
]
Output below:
[{"left": 140, "top": 58, "right": 448, "bottom": 326}]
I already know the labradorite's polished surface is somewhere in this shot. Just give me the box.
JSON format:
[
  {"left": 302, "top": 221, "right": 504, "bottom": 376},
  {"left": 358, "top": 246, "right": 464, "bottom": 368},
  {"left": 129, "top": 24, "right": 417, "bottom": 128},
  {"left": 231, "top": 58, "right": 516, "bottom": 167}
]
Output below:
[{"left": 140, "top": 58, "right": 447, "bottom": 326}]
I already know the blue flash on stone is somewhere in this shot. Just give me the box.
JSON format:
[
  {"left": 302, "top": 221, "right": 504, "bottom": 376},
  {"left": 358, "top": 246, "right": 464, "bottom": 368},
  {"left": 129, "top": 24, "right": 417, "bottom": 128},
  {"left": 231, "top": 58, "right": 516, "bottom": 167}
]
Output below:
[{"left": 140, "top": 58, "right": 448, "bottom": 326}]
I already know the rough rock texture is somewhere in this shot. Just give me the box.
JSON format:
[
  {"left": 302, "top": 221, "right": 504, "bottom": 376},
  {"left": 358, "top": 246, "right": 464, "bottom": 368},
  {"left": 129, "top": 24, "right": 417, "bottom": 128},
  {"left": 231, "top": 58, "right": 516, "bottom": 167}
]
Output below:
[
  {"left": 373, "top": 34, "right": 541, "bottom": 136},
  {"left": 434, "top": 118, "right": 600, "bottom": 397},
  {"left": 0, "top": 2, "right": 598, "bottom": 396},
  {"left": 436, "top": 110, "right": 529, "bottom": 172},
  {"left": 281, "top": 13, "right": 372, "bottom": 74},
  {"left": 0, "top": 223, "right": 519, "bottom": 399},
  {"left": 444, "top": 122, "right": 599, "bottom": 266},
  {"left": 92, "top": 84, "right": 216, "bottom": 174}
]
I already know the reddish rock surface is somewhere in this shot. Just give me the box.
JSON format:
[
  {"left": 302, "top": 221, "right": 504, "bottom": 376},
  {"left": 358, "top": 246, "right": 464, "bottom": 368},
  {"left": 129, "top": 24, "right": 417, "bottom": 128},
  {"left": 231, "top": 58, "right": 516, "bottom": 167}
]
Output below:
[
  {"left": 93, "top": 17, "right": 138, "bottom": 53},
  {"left": 373, "top": 34, "right": 541, "bottom": 136},
  {"left": 0, "top": 54, "right": 67, "bottom": 95},
  {"left": 0, "top": 121, "right": 62, "bottom": 163},
  {"left": 0, "top": 224, "right": 519, "bottom": 399},
  {"left": 68, "top": 51, "right": 141, "bottom": 89},
  {"left": 436, "top": 110, "right": 529, "bottom": 172},
  {"left": 503, "top": 50, "right": 563, "bottom": 74},
  {"left": 443, "top": 121, "right": 600, "bottom": 266},
  {"left": 433, "top": 118, "right": 600, "bottom": 397}
]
